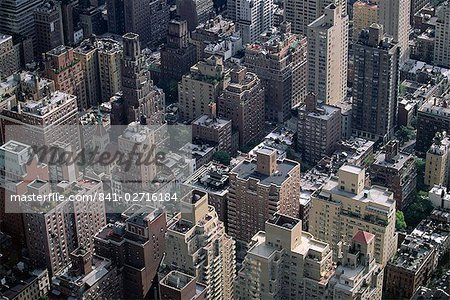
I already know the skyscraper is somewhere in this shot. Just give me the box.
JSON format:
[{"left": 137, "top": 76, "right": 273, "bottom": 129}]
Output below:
[
  {"left": 217, "top": 66, "right": 265, "bottom": 147},
  {"left": 162, "top": 190, "right": 236, "bottom": 299},
  {"left": 307, "top": 3, "right": 349, "bottom": 105},
  {"left": 34, "top": 0, "right": 64, "bottom": 56},
  {"left": 378, "top": 0, "right": 410, "bottom": 62},
  {"left": 94, "top": 206, "right": 167, "bottom": 299},
  {"left": 245, "top": 22, "right": 307, "bottom": 122},
  {"left": 237, "top": 0, "right": 273, "bottom": 44},
  {"left": 43, "top": 45, "right": 88, "bottom": 110},
  {"left": 227, "top": 149, "right": 301, "bottom": 243},
  {"left": 0, "top": 34, "right": 20, "bottom": 79},
  {"left": 124, "top": 0, "right": 170, "bottom": 48},
  {"left": 178, "top": 56, "right": 229, "bottom": 122},
  {"left": 160, "top": 20, "right": 197, "bottom": 82},
  {"left": 236, "top": 213, "right": 335, "bottom": 299},
  {"left": 120, "top": 33, "right": 165, "bottom": 125},
  {"left": 0, "top": 0, "right": 44, "bottom": 49},
  {"left": 285, "top": 0, "right": 347, "bottom": 35},
  {"left": 352, "top": 24, "right": 399, "bottom": 142},
  {"left": 176, "top": 0, "right": 214, "bottom": 31},
  {"left": 106, "top": 0, "right": 125, "bottom": 35},
  {"left": 434, "top": 1, "right": 450, "bottom": 68},
  {"left": 352, "top": 0, "right": 379, "bottom": 41},
  {"left": 309, "top": 165, "right": 398, "bottom": 266}
]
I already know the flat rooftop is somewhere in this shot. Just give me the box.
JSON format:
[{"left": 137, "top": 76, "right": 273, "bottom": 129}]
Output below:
[
  {"left": 231, "top": 158, "right": 298, "bottom": 186},
  {"left": 192, "top": 115, "right": 230, "bottom": 129},
  {"left": 0, "top": 140, "right": 29, "bottom": 153},
  {"left": 0, "top": 34, "right": 12, "bottom": 44}
]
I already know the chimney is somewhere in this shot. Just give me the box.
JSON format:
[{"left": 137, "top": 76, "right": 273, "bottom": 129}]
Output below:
[
  {"left": 69, "top": 247, "right": 92, "bottom": 276},
  {"left": 256, "top": 148, "right": 277, "bottom": 176},
  {"left": 305, "top": 92, "right": 317, "bottom": 112}
]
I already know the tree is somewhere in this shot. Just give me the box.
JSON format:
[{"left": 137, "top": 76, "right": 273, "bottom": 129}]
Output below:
[
  {"left": 396, "top": 211, "right": 407, "bottom": 231},
  {"left": 396, "top": 126, "right": 415, "bottom": 144},
  {"left": 415, "top": 158, "right": 427, "bottom": 191},
  {"left": 404, "top": 191, "right": 434, "bottom": 228},
  {"left": 212, "top": 150, "right": 231, "bottom": 165}
]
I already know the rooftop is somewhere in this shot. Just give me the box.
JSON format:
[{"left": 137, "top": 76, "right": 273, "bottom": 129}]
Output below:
[
  {"left": 11, "top": 91, "right": 76, "bottom": 117},
  {"left": 299, "top": 103, "right": 341, "bottom": 121},
  {"left": 0, "top": 34, "right": 12, "bottom": 44},
  {"left": 0, "top": 140, "right": 29, "bottom": 154},
  {"left": 184, "top": 161, "right": 230, "bottom": 196},
  {"left": 391, "top": 237, "right": 434, "bottom": 272},
  {"left": 192, "top": 115, "right": 231, "bottom": 129},
  {"left": 231, "top": 157, "right": 298, "bottom": 186}
]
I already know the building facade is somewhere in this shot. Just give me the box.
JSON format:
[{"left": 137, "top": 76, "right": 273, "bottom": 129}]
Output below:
[
  {"left": 309, "top": 165, "right": 398, "bottom": 267},
  {"left": 43, "top": 45, "right": 88, "bottom": 110},
  {"left": 162, "top": 190, "right": 236, "bottom": 300},
  {"left": 178, "top": 56, "right": 230, "bottom": 122},
  {"left": 0, "top": 34, "right": 19, "bottom": 79},
  {"left": 352, "top": 24, "right": 399, "bottom": 142},
  {"left": 237, "top": 0, "right": 273, "bottom": 44},
  {"left": 307, "top": 3, "right": 348, "bottom": 105},
  {"left": 434, "top": 1, "right": 450, "bottom": 68},
  {"left": 217, "top": 66, "right": 265, "bottom": 147},
  {"left": 297, "top": 93, "right": 342, "bottom": 164},
  {"left": 425, "top": 132, "right": 450, "bottom": 188},
  {"left": 123, "top": 0, "right": 169, "bottom": 48},
  {"left": 245, "top": 22, "right": 307, "bottom": 122},
  {"left": 227, "top": 149, "right": 301, "bottom": 243},
  {"left": 236, "top": 213, "right": 335, "bottom": 299},
  {"left": 34, "top": 0, "right": 64, "bottom": 56}
]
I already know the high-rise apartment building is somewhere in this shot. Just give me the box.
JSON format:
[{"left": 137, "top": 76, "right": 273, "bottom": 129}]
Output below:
[
  {"left": 329, "top": 231, "right": 384, "bottom": 300},
  {"left": 75, "top": 37, "right": 123, "bottom": 106},
  {"left": 159, "top": 271, "right": 207, "bottom": 300},
  {"left": 309, "top": 165, "right": 398, "bottom": 266},
  {"left": 434, "top": 1, "right": 450, "bottom": 68},
  {"left": 352, "top": 0, "right": 379, "bottom": 41},
  {"left": 378, "top": 0, "right": 411, "bottom": 62},
  {"left": 43, "top": 45, "right": 88, "bottom": 110},
  {"left": 24, "top": 179, "right": 106, "bottom": 275},
  {"left": 425, "top": 132, "right": 450, "bottom": 188},
  {"left": 0, "top": 34, "right": 19, "bottom": 79},
  {"left": 94, "top": 206, "right": 167, "bottom": 299},
  {"left": 237, "top": 0, "right": 273, "bottom": 44},
  {"left": 371, "top": 140, "right": 417, "bottom": 209},
  {"left": 120, "top": 33, "right": 165, "bottom": 125},
  {"left": 97, "top": 39, "right": 123, "bottom": 102},
  {"left": 236, "top": 213, "right": 335, "bottom": 299},
  {"left": 75, "top": 40, "right": 100, "bottom": 108},
  {"left": 106, "top": 0, "right": 125, "bottom": 35},
  {"left": 285, "top": 0, "right": 347, "bottom": 35},
  {"left": 416, "top": 94, "right": 450, "bottom": 153},
  {"left": 217, "top": 66, "right": 265, "bottom": 147},
  {"left": 34, "top": 0, "right": 64, "bottom": 56},
  {"left": 307, "top": 3, "right": 349, "bottom": 105},
  {"left": 117, "top": 122, "right": 156, "bottom": 192},
  {"left": 245, "top": 22, "right": 307, "bottom": 122},
  {"left": 190, "top": 16, "right": 236, "bottom": 61},
  {"left": 124, "top": 0, "right": 169, "bottom": 48},
  {"left": 162, "top": 190, "right": 236, "bottom": 300},
  {"left": 0, "top": 0, "right": 44, "bottom": 49},
  {"left": 176, "top": 0, "right": 214, "bottom": 31},
  {"left": 160, "top": 20, "right": 197, "bottom": 82},
  {"left": 352, "top": 24, "right": 399, "bottom": 142},
  {"left": 192, "top": 114, "right": 233, "bottom": 153},
  {"left": 0, "top": 91, "right": 81, "bottom": 151},
  {"left": 227, "top": 148, "right": 301, "bottom": 243},
  {"left": 297, "top": 93, "right": 342, "bottom": 164},
  {"left": 178, "top": 55, "right": 230, "bottom": 122}
]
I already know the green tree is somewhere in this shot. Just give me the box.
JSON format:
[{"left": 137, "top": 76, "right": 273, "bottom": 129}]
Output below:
[
  {"left": 212, "top": 150, "right": 231, "bottom": 165},
  {"left": 395, "top": 126, "right": 415, "bottom": 144},
  {"left": 395, "top": 211, "right": 407, "bottom": 231},
  {"left": 415, "top": 158, "right": 426, "bottom": 191},
  {"left": 404, "top": 191, "right": 434, "bottom": 228}
]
